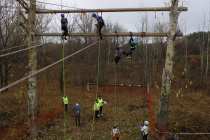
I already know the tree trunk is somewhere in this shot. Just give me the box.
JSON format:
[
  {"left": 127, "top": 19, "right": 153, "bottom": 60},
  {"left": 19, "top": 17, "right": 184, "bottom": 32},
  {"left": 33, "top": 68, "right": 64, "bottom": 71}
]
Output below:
[
  {"left": 27, "top": 0, "right": 38, "bottom": 139},
  {"left": 158, "top": 0, "right": 179, "bottom": 139}
]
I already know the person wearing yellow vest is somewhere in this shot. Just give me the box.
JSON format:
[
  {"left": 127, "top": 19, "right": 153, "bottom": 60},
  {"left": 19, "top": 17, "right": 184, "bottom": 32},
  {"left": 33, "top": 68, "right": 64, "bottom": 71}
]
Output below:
[
  {"left": 93, "top": 99, "right": 100, "bottom": 119},
  {"left": 62, "top": 96, "right": 69, "bottom": 112},
  {"left": 97, "top": 96, "right": 105, "bottom": 117}
]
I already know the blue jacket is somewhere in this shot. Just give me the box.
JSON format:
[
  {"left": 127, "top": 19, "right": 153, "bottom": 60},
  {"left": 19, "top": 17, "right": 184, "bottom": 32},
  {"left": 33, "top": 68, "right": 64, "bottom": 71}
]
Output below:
[{"left": 73, "top": 104, "right": 81, "bottom": 115}]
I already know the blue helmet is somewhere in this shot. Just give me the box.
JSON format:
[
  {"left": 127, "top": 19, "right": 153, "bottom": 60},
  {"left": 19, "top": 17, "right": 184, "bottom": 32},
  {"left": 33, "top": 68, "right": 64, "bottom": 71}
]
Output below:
[
  {"left": 92, "top": 13, "right": 97, "bottom": 18},
  {"left": 61, "top": 14, "right": 65, "bottom": 17}
]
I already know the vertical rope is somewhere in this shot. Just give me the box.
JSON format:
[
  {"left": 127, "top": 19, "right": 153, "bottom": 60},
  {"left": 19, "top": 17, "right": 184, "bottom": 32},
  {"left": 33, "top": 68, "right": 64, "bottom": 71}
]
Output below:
[
  {"left": 96, "top": 38, "right": 101, "bottom": 97},
  {"left": 114, "top": 34, "right": 120, "bottom": 126},
  {"left": 60, "top": 1, "right": 67, "bottom": 140},
  {"left": 89, "top": 38, "right": 101, "bottom": 140}
]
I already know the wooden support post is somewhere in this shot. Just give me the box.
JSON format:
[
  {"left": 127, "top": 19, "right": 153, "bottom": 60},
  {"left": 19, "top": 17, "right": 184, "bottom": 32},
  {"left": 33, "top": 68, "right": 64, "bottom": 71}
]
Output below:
[
  {"left": 27, "top": 0, "right": 37, "bottom": 139},
  {"left": 158, "top": 0, "right": 179, "bottom": 139}
]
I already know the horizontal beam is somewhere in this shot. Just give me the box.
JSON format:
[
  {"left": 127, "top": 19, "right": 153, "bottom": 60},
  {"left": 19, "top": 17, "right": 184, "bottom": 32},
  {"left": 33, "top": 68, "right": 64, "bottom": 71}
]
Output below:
[
  {"left": 35, "top": 32, "right": 183, "bottom": 37},
  {"left": 35, "top": 7, "right": 188, "bottom": 14}
]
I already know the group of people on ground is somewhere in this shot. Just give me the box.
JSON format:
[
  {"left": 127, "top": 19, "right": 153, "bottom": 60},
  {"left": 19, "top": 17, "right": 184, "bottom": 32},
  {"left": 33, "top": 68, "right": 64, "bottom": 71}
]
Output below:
[
  {"left": 111, "top": 120, "right": 149, "bottom": 140},
  {"left": 62, "top": 95, "right": 149, "bottom": 140},
  {"left": 62, "top": 95, "right": 81, "bottom": 127}
]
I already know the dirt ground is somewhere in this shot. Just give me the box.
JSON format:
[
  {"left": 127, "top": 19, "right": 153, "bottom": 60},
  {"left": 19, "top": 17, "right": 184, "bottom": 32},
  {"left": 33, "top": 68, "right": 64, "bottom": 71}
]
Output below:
[{"left": 0, "top": 80, "right": 210, "bottom": 140}]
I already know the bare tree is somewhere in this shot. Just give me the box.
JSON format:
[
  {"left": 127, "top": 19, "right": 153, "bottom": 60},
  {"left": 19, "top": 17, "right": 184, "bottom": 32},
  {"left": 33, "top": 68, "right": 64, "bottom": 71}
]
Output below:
[
  {"left": 158, "top": 1, "right": 180, "bottom": 139},
  {"left": 0, "top": 0, "right": 25, "bottom": 88}
]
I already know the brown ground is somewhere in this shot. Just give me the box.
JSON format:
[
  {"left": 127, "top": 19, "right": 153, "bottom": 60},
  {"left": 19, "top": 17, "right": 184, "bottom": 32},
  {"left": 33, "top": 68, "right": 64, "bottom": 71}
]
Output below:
[{"left": 0, "top": 77, "right": 210, "bottom": 140}]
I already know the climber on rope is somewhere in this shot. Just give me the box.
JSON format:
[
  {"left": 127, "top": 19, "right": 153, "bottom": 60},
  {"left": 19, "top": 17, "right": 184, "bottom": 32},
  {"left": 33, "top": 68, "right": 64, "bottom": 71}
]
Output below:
[
  {"left": 73, "top": 103, "right": 81, "bottom": 127},
  {"left": 114, "top": 46, "right": 126, "bottom": 64},
  {"left": 125, "top": 32, "right": 137, "bottom": 57},
  {"left": 92, "top": 13, "right": 105, "bottom": 40},
  {"left": 114, "top": 47, "right": 121, "bottom": 64},
  {"left": 140, "top": 121, "right": 149, "bottom": 140},
  {"left": 111, "top": 125, "right": 120, "bottom": 140},
  {"left": 93, "top": 99, "right": 100, "bottom": 119},
  {"left": 62, "top": 95, "right": 69, "bottom": 112},
  {"left": 61, "top": 14, "right": 68, "bottom": 40}
]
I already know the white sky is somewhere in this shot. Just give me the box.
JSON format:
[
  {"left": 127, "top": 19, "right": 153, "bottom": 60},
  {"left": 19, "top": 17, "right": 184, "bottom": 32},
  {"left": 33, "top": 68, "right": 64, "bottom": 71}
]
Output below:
[{"left": 41, "top": 0, "right": 210, "bottom": 34}]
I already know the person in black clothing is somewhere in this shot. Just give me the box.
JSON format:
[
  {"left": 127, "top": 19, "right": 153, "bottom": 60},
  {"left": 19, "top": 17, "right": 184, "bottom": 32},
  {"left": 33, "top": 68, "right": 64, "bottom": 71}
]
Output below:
[
  {"left": 61, "top": 14, "right": 68, "bottom": 40},
  {"left": 115, "top": 47, "right": 126, "bottom": 64},
  {"left": 125, "top": 33, "right": 137, "bottom": 57},
  {"left": 92, "top": 13, "right": 105, "bottom": 40}
]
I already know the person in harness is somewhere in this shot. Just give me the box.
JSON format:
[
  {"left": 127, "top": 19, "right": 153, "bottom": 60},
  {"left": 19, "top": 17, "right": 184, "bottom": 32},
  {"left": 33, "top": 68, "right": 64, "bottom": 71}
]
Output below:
[
  {"left": 92, "top": 13, "right": 105, "bottom": 40},
  {"left": 125, "top": 32, "right": 137, "bottom": 57},
  {"left": 61, "top": 14, "right": 68, "bottom": 40},
  {"left": 114, "top": 45, "right": 129, "bottom": 64}
]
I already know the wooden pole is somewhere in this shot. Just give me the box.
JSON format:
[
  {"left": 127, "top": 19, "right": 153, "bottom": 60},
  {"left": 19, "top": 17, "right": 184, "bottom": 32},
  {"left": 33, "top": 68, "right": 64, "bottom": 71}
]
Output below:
[
  {"left": 158, "top": 0, "right": 179, "bottom": 139},
  {"left": 35, "top": 32, "right": 183, "bottom": 37},
  {"left": 27, "top": 0, "right": 37, "bottom": 139},
  {"left": 35, "top": 7, "right": 187, "bottom": 14}
]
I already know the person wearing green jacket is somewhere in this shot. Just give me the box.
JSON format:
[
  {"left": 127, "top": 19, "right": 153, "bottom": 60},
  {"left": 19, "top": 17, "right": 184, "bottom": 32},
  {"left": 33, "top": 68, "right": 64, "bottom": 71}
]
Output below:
[
  {"left": 94, "top": 99, "right": 100, "bottom": 119},
  {"left": 97, "top": 96, "right": 105, "bottom": 117},
  {"left": 63, "top": 96, "right": 69, "bottom": 112}
]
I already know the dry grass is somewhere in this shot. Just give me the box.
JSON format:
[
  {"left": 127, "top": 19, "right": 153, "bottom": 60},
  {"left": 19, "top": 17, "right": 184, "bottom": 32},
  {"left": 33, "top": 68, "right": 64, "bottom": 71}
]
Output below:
[{"left": 0, "top": 73, "right": 210, "bottom": 140}]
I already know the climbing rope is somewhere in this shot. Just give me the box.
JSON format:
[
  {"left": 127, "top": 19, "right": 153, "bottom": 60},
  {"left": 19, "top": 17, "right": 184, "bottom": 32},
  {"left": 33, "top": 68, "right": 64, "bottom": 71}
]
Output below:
[
  {"left": 96, "top": 38, "right": 101, "bottom": 97},
  {"left": 0, "top": 41, "right": 98, "bottom": 93},
  {"left": 89, "top": 37, "right": 102, "bottom": 140},
  {"left": 0, "top": 43, "right": 43, "bottom": 58},
  {"left": 0, "top": 42, "right": 36, "bottom": 53},
  {"left": 60, "top": 39, "right": 66, "bottom": 96},
  {"left": 114, "top": 33, "right": 119, "bottom": 125}
]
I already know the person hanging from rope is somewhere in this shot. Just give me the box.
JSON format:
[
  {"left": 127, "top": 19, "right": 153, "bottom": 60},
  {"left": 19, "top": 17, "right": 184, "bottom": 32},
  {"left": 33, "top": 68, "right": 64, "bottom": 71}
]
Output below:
[
  {"left": 111, "top": 125, "right": 120, "bottom": 140},
  {"left": 125, "top": 32, "right": 137, "bottom": 57},
  {"left": 62, "top": 95, "right": 69, "bottom": 112},
  {"left": 93, "top": 99, "right": 100, "bottom": 119},
  {"left": 140, "top": 121, "right": 149, "bottom": 140},
  {"left": 97, "top": 96, "right": 107, "bottom": 117},
  {"left": 73, "top": 103, "right": 81, "bottom": 127},
  {"left": 61, "top": 14, "right": 68, "bottom": 40},
  {"left": 92, "top": 13, "right": 105, "bottom": 40},
  {"left": 114, "top": 46, "right": 127, "bottom": 64}
]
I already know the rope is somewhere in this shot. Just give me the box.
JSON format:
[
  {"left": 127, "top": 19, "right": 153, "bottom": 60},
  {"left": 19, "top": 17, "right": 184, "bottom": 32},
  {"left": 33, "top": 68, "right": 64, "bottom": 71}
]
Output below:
[
  {"left": 61, "top": 40, "right": 66, "bottom": 96},
  {"left": 0, "top": 41, "right": 98, "bottom": 93},
  {"left": 36, "top": 0, "right": 81, "bottom": 10},
  {"left": 0, "top": 43, "right": 32, "bottom": 52},
  {"left": 177, "top": 133, "right": 210, "bottom": 135},
  {"left": 89, "top": 38, "right": 101, "bottom": 140},
  {"left": 96, "top": 38, "right": 101, "bottom": 97},
  {"left": 114, "top": 34, "right": 119, "bottom": 125},
  {"left": 155, "top": 128, "right": 210, "bottom": 135},
  {"left": 0, "top": 44, "right": 43, "bottom": 58}
]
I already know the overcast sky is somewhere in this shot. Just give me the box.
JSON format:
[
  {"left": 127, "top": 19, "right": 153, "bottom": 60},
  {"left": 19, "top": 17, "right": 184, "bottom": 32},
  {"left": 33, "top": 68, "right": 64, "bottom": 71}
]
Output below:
[{"left": 41, "top": 0, "right": 210, "bottom": 34}]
